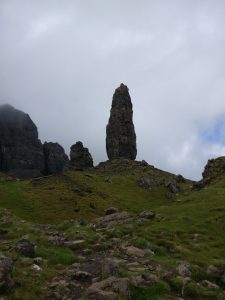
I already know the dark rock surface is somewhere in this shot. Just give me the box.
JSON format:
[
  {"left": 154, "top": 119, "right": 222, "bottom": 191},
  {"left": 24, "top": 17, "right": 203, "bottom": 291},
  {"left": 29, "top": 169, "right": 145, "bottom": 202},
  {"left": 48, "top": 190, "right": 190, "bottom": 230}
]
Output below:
[
  {"left": 106, "top": 84, "right": 137, "bottom": 160},
  {"left": 15, "top": 239, "right": 35, "bottom": 258},
  {"left": 70, "top": 141, "right": 93, "bottom": 169},
  {"left": 202, "top": 157, "right": 225, "bottom": 185},
  {"left": 43, "top": 142, "right": 69, "bottom": 175},
  {"left": 0, "top": 255, "right": 14, "bottom": 293},
  {"left": 0, "top": 104, "right": 44, "bottom": 178}
]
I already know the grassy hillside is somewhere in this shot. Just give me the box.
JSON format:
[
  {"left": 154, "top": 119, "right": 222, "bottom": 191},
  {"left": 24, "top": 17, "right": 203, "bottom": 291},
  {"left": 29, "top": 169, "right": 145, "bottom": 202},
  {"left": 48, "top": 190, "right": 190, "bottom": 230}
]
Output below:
[{"left": 0, "top": 160, "right": 225, "bottom": 299}]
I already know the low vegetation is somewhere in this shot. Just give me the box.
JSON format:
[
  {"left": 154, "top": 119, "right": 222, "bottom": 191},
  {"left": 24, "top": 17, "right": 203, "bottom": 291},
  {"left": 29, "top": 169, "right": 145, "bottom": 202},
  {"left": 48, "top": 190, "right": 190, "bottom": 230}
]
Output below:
[{"left": 0, "top": 160, "right": 225, "bottom": 299}]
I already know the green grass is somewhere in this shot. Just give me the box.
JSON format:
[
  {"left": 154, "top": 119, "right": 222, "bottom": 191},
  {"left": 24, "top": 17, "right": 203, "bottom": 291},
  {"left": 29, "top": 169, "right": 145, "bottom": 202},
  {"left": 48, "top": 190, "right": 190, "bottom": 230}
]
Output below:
[
  {"left": 130, "top": 281, "right": 170, "bottom": 300},
  {"left": 1, "top": 160, "right": 225, "bottom": 299}
]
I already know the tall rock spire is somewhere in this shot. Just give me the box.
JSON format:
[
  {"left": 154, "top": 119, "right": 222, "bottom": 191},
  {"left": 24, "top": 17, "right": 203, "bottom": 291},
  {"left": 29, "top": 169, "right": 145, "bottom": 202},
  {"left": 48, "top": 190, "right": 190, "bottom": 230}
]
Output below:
[{"left": 106, "top": 83, "right": 137, "bottom": 160}]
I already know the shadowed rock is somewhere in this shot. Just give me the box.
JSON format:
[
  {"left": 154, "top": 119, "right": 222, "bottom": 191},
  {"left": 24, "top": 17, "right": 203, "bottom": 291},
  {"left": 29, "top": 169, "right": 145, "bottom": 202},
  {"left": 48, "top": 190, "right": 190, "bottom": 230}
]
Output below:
[
  {"left": 106, "top": 84, "right": 137, "bottom": 160},
  {"left": 43, "top": 142, "right": 69, "bottom": 175},
  {"left": 202, "top": 156, "right": 225, "bottom": 185},
  {"left": 0, "top": 255, "right": 14, "bottom": 293},
  {"left": 70, "top": 141, "right": 93, "bottom": 169},
  {"left": 0, "top": 104, "right": 44, "bottom": 178}
]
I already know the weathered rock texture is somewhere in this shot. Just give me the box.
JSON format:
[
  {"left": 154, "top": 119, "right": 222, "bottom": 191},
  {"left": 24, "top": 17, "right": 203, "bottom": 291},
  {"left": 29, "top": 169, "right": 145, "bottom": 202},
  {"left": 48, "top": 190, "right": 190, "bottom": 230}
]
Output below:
[
  {"left": 70, "top": 141, "right": 93, "bottom": 169},
  {"left": 202, "top": 157, "right": 225, "bottom": 184},
  {"left": 106, "top": 84, "right": 137, "bottom": 160},
  {"left": 43, "top": 142, "right": 69, "bottom": 175},
  {"left": 0, "top": 104, "right": 44, "bottom": 178}
]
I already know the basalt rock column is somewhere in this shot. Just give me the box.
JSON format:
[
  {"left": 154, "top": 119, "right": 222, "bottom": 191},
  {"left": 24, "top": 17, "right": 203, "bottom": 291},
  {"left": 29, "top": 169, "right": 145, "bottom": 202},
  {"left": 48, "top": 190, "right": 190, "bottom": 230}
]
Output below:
[
  {"left": 106, "top": 84, "right": 137, "bottom": 160},
  {"left": 70, "top": 141, "right": 93, "bottom": 169}
]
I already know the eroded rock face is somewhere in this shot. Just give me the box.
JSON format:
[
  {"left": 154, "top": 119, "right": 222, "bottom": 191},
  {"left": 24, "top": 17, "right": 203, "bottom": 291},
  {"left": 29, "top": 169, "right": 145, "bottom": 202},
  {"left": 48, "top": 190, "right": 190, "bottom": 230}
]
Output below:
[
  {"left": 106, "top": 84, "right": 137, "bottom": 160},
  {"left": 202, "top": 157, "right": 225, "bottom": 184},
  {"left": 0, "top": 104, "right": 44, "bottom": 178},
  {"left": 70, "top": 141, "right": 93, "bottom": 169},
  {"left": 43, "top": 142, "right": 69, "bottom": 175}
]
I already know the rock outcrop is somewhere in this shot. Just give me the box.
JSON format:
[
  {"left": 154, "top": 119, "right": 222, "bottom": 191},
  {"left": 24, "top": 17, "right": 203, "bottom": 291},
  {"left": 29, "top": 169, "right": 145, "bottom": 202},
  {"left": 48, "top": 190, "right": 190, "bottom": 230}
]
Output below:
[
  {"left": 0, "top": 104, "right": 44, "bottom": 178},
  {"left": 106, "top": 84, "right": 137, "bottom": 160},
  {"left": 0, "top": 255, "right": 14, "bottom": 293},
  {"left": 70, "top": 141, "right": 93, "bottom": 169},
  {"left": 202, "top": 157, "right": 225, "bottom": 185},
  {"left": 43, "top": 142, "right": 69, "bottom": 175}
]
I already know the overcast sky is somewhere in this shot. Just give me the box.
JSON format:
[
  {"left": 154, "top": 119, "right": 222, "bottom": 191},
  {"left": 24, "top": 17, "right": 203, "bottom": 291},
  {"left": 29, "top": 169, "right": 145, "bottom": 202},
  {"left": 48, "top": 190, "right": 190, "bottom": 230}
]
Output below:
[{"left": 1, "top": 0, "right": 225, "bottom": 180}]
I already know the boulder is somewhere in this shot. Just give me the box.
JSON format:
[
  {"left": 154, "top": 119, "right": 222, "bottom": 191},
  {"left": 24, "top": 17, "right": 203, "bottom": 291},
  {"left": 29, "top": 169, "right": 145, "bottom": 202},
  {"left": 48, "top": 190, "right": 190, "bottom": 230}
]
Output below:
[
  {"left": 106, "top": 84, "right": 137, "bottom": 160},
  {"left": 139, "top": 211, "right": 155, "bottom": 219},
  {"left": 70, "top": 141, "right": 93, "bottom": 169},
  {"left": 0, "top": 255, "right": 14, "bottom": 293},
  {"left": 0, "top": 104, "right": 44, "bottom": 178},
  {"left": 43, "top": 142, "right": 69, "bottom": 174},
  {"left": 87, "top": 276, "right": 129, "bottom": 298},
  {"left": 15, "top": 239, "right": 35, "bottom": 258},
  {"left": 105, "top": 207, "right": 118, "bottom": 215},
  {"left": 165, "top": 179, "right": 180, "bottom": 194},
  {"left": 138, "top": 176, "right": 156, "bottom": 190},
  {"left": 94, "top": 211, "right": 132, "bottom": 228},
  {"left": 121, "top": 245, "right": 145, "bottom": 258}
]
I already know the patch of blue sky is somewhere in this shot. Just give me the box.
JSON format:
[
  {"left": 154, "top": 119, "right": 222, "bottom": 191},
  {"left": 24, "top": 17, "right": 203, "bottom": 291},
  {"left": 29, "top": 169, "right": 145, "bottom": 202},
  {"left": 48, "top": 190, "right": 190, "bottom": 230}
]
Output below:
[{"left": 200, "top": 116, "right": 225, "bottom": 145}]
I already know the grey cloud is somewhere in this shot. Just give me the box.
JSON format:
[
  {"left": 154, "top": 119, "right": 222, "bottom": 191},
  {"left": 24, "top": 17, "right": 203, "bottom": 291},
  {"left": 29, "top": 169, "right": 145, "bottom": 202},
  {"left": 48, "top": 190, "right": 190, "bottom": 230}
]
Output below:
[{"left": 1, "top": 0, "right": 225, "bottom": 180}]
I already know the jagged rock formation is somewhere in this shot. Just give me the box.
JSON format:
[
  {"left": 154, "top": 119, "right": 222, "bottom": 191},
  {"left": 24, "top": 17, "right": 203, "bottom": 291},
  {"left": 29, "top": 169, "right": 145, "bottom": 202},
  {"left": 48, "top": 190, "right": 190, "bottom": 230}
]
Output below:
[
  {"left": 70, "top": 141, "right": 93, "bottom": 169},
  {"left": 0, "top": 104, "right": 44, "bottom": 178},
  {"left": 202, "top": 157, "right": 225, "bottom": 185},
  {"left": 43, "top": 142, "right": 69, "bottom": 175},
  {"left": 106, "top": 83, "right": 137, "bottom": 160}
]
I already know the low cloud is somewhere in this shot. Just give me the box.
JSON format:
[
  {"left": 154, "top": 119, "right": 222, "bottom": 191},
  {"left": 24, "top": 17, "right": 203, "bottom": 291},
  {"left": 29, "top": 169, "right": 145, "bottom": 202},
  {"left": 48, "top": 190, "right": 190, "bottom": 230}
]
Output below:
[{"left": 0, "top": 0, "right": 225, "bottom": 180}]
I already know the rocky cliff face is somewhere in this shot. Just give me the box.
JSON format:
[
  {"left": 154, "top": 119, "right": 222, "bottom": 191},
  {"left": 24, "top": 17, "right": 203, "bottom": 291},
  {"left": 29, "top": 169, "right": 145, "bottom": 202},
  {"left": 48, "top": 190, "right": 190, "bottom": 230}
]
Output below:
[
  {"left": 202, "top": 157, "right": 225, "bottom": 184},
  {"left": 0, "top": 104, "right": 44, "bottom": 178},
  {"left": 43, "top": 142, "right": 69, "bottom": 175},
  {"left": 106, "top": 84, "right": 137, "bottom": 160},
  {"left": 70, "top": 141, "right": 93, "bottom": 169}
]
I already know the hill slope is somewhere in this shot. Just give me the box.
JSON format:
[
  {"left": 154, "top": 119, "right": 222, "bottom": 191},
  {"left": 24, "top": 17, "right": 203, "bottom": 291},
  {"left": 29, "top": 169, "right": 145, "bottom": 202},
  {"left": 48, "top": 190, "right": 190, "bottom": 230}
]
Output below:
[{"left": 0, "top": 160, "right": 225, "bottom": 299}]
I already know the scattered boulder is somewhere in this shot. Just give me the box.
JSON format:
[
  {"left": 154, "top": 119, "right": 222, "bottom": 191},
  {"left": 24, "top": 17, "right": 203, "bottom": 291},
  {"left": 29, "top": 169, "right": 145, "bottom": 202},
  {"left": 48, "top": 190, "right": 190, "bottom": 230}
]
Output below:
[
  {"left": 105, "top": 207, "right": 118, "bottom": 215},
  {"left": 138, "top": 176, "right": 156, "bottom": 190},
  {"left": 165, "top": 180, "right": 180, "bottom": 194},
  {"left": 201, "top": 280, "right": 219, "bottom": 290},
  {"left": 94, "top": 211, "right": 132, "bottom": 228},
  {"left": 121, "top": 245, "right": 145, "bottom": 258},
  {"left": 43, "top": 142, "right": 69, "bottom": 175},
  {"left": 15, "top": 239, "right": 35, "bottom": 258},
  {"left": 31, "top": 264, "right": 42, "bottom": 272},
  {"left": 70, "top": 141, "right": 93, "bottom": 169},
  {"left": 177, "top": 262, "right": 191, "bottom": 277},
  {"left": 0, "top": 255, "right": 14, "bottom": 293},
  {"left": 132, "top": 273, "right": 160, "bottom": 288},
  {"left": 0, "top": 104, "right": 44, "bottom": 178},
  {"left": 73, "top": 271, "right": 92, "bottom": 282},
  {"left": 106, "top": 84, "right": 137, "bottom": 160},
  {"left": 87, "top": 288, "right": 116, "bottom": 300},
  {"left": 64, "top": 240, "right": 85, "bottom": 249},
  {"left": 139, "top": 211, "right": 155, "bottom": 220},
  {"left": 33, "top": 257, "right": 43, "bottom": 266},
  {"left": 102, "top": 258, "right": 121, "bottom": 276},
  {"left": 87, "top": 276, "right": 129, "bottom": 298}
]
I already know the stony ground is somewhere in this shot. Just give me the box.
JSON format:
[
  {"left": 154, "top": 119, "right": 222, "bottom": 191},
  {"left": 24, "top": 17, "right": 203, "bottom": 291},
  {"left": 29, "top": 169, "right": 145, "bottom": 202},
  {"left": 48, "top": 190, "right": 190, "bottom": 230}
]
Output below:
[{"left": 0, "top": 159, "right": 225, "bottom": 299}]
